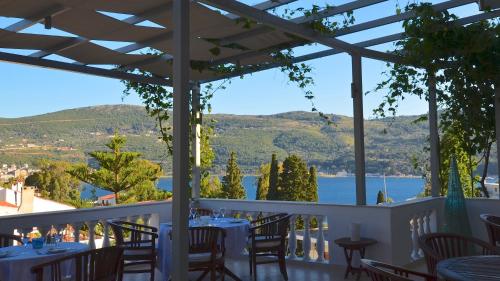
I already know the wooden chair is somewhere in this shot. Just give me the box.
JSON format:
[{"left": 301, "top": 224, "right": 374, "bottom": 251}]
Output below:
[
  {"left": 480, "top": 214, "right": 500, "bottom": 246},
  {"left": 248, "top": 213, "right": 290, "bottom": 281},
  {"left": 187, "top": 226, "right": 226, "bottom": 281},
  {"left": 419, "top": 232, "right": 500, "bottom": 275},
  {"left": 195, "top": 208, "right": 213, "bottom": 217},
  {"left": 31, "top": 246, "right": 123, "bottom": 281},
  {"left": 108, "top": 220, "right": 158, "bottom": 281},
  {"left": 0, "top": 233, "right": 23, "bottom": 247},
  {"left": 361, "top": 259, "right": 437, "bottom": 281}
]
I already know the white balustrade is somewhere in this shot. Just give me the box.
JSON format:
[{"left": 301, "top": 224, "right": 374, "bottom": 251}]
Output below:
[
  {"left": 303, "top": 215, "right": 312, "bottom": 261},
  {"left": 316, "top": 216, "right": 326, "bottom": 263},
  {"left": 288, "top": 215, "right": 297, "bottom": 259}
]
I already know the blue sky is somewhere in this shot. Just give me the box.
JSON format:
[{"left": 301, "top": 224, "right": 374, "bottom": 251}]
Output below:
[{"left": 0, "top": 0, "right": 480, "bottom": 118}]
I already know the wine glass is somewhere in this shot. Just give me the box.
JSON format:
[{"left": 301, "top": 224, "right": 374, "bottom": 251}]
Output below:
[
  {"left": 189, "top": 208, "right": 196, "bottom": 220},
  {"left": 212, "top": 209, "right": 220, "bottom": 220},
  {"left": 22, "top": 235, "right": 30, "bottom": 248},
  {"left": 54, "top": 234, "right": 62, "bottom": 248},
  {"left": 219, "top": 208, "right": 226, "bottom": 219}
]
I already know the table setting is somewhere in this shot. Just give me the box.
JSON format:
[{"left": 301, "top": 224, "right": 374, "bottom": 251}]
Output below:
[
  {"left": 0, "top": 236, "right": 89, "bottom": 281},
  {"left": 158, "top": 207, "right": 250, "bottom": 280}
]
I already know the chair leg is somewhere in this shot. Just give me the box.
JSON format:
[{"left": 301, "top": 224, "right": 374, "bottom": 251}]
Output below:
[
  {"left": 220, "top": 265, "right": 225, "bottom": 281},
  {"left": 252, "top": 251, "right": 257, "bottom": 281},
  {"left": 279, "top": 250, "right": 288, "bottom": 281},
  {"left": 248, "top": 249, "right": 253, "bottom": 276},
  {"left": 210, "top": 268, "right": 216, "bottom": 281},
  {"left": 150, "top": 264, "right": 155, "bottom": 281}
]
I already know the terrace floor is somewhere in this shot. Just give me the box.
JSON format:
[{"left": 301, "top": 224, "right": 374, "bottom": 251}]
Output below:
[{"left": 124, "top": 257, "right": 372, "bottom": 281}]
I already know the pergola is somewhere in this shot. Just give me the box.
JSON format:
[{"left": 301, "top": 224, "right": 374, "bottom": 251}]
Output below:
[{"left": 0, "top": 0, "right": 499, "bottom": 279}]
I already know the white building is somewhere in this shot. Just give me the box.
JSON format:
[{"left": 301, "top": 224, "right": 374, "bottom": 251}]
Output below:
[
  {"left": 485, "top": 182, "right": 500, "bottom": 199},
  {"left": 0, "top": 185, "right": 74, "bottom": 216}
]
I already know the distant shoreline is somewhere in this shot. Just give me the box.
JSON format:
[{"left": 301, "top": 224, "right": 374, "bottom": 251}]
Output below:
[{"left": 159, "top": 174, "right": 423, "bottom": 179}]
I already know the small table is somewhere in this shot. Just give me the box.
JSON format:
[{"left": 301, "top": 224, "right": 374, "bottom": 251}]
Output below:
[
  {"left": 334, "top": 237, "right": 377, "bottom": 280},
  {"left": 437, "top": 255, "right": 500, "bottom": 281}
]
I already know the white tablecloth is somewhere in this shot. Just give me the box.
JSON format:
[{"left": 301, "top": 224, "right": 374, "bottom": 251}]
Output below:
[
  {"left": 158, "top": 218, "right": 250, "bottom": 280},
  {"left": 0, "top": 242, "right": 89, "bottom": 281}
]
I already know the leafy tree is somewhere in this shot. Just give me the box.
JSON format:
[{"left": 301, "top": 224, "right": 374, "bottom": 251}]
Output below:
[
  {"left": 256, "top": 163, "right": 270, "bottom": 200},
  {"left": 307, "top": 166, "right": 318, "bottom": 202},
  {"left": 221, "top": 152, "right": 246, "bottom": 199},
  {"left": 68, "top": 133, "right": 162, "bottom": 204},
  {"left": 25, "top": 160, "right": 81, "bottom": 204},
  {"left": 200, "top": 175, "right": 223, "bottom": 198},
  {"left": 119, "top": 160, "right": 171, "bottom": 203},
  {"left": 266, "top": 154, "right": 280, "bottom": 200},
  {"left": 280, "top": 155, "right": 309, "bottom": 201}
]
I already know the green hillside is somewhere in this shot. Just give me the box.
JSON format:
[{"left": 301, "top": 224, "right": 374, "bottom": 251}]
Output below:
[{"left": 0, "top": 105, "right": 495, "bottom": 175}]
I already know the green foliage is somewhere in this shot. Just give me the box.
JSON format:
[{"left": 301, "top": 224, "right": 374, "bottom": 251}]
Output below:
[
  {"left": 68, "top": 133, "right": 162, "bottom": 204},
  {"left": 266, "top": 154, "right": 280, "bottom": 200},
  {"left": 307, "top": 166, "right": 318, "bottom": 202},
  {"left": 372, "top": 3, "right": 499, "bottom": 196},
  {"left": 280, "top": 155, "right": 310, "bottom": 201},
  {"left": 255, "top": 163, "right": 270, "bottom": 200},
  {"left": 376, "top": 190, "right": 386, "bottom": 204},
  {"left": 221, "top": 152, "right": 246, "bottom": 199},
  {"left": 24, "top": 160, "right": 81, "bottom": 205},
  {"left": 200, "top": 175, "right": 222, "bottom": 198}
]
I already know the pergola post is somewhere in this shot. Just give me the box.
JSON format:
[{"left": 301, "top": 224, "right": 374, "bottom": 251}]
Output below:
[
  {"left": 172, "top": 0, "right": 190, "bottom": 280},
  {"left": 191, "top": 83, "right": 202, "bottom": 199},
  {"left": 351, "top": 53, "right": 366, "bottom": 205},
  {"left": 428, "top": 73, "right": 441, "bottom": 197},
  {"left": 495, "top": 84, "right": 500, "bottom": 184}
]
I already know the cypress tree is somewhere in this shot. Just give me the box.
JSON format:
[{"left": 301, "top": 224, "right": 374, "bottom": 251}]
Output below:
[
  {"left": 255, "top": 163, "right": 270, "bottom": 200},
  {"left": 280, "top": 155, "right": 309, "bottom": 201},
  {"left": 376, "top": 190, "right": 386, "bottom": 204},
  {"left": 266, "top": 154, "right": 280, "bottom": 200},
  {"left": 307, "top": 166, "right": 318, "bottom": 202},
  {"left": 221, "top": 152, "right": 246, "bottom": 199}
]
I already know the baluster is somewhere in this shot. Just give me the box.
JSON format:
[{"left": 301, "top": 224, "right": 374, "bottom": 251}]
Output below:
[
  {"left": 424, "top": 211, "right": 432, "bottom": 234},
  {"left": 101, "top": 221, "right": 111, "bottom": 248},
  {"left": 303, "top": 215, "right": 312, "bottom": 261},
  {"left": 288, "top": 215, "right": 297, "bottom": 259},
  {"left": 316, "top": 216, "right": 326, "bottom": 263},
  {"left": 410, "top": 216, "right": 420, "bottom": 261},
  {"left": 86, "top": 221, "right": 97, "bottom": 249},
  {"left": 141, "top": 214, "right": 152, "bottom": 241},
  {"left": 417, "top": 214, "right": 425, "bottom": 257},
  {"left": 73, "top": 222, "right": 83, "bottom": 243}
]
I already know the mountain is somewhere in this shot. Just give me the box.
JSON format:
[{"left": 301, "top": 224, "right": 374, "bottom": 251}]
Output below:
[{"left": 0, "top": 105, "right": 496, "bottom": 175}]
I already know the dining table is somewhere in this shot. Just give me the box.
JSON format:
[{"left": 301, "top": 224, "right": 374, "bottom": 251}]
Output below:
[
  {"left": 158, "top": 217, "right": 250, "bottom": 281},
  {"left": 0, "top": 242, "right": 89, "bottom": 281},
  {"left": 437, "top": 255, "right": 500, "bottom": 281}
]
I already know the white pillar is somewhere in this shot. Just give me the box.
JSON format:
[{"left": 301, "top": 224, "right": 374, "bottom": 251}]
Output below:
[
  {"left": 495, "top": 84, "right": 500, "bottom": 184},
  {"left": 192, "top": 83, "right": 201, "bottom": 199},
  {"left": 351, "top": 54, "right": 366, "bottom": 205},
  {"left": 172, "top": 1, "right": 190, "bottom": 280},
  {"left": 428, "top": 74, "right": 441, "bottom": 197}
]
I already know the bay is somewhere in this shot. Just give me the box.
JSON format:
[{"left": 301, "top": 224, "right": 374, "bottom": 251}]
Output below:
[{"left": 82, "top": 176, "right": 425, "bottom": 205}]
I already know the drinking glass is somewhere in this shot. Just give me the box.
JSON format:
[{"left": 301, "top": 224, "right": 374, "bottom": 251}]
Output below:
[
  {"left": 22, "top": 235, "right": 29, "bottom": 248},
  {"left": 212, "top": 209, "right": 220, "bottom": 220},
  {"left": 189, "top": 208, "right": 196, "bottom": 220},
  {"left": 220, "top": 208, "right": 226, "bottom": 218},
  {"left": 55, "top": 234, "right": 62, "bottom": 248}
]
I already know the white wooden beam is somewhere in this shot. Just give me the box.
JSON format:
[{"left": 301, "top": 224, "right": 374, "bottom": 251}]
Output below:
[
  {"left": 225, "top": 0, "right": 297, "bottom": 19},
  {"left": 428, "top": 73, "right": 441, "bottom": 197},
  {"left": 199, "top": 0, "right": 401, "bottom": 63},
  {"left": 351, "top": 54, "right": 366, "bottom": 205},
  {"left": 191, "top": 83, "right": 202, "bottom": 200},
  {"left": 495, "top": 84, "right": 500, "bottom": 184},
  {"left": 1, "top": 4, "right": 69, "bottom": 34},
  {"left": 171, "top": 0, "right": 190, "bottom": 280},
  {"left": 0, "top": 51, "right": 170, "bottom": 85}
]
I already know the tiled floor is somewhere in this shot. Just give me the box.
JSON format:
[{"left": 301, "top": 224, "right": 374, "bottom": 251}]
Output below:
[{"left": 124, "top": 257, "right": 371, "bottom": 281}]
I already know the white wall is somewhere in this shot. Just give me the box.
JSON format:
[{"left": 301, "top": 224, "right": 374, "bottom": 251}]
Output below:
[
  {"left": 0, "top": 206, "right": 18, "bottom": 216},
  {"left": 31, "top": 197, "right": 75, "bottom": 212},
  {"left": 0, "top": 188, "right": 19, "bottom": 206}
]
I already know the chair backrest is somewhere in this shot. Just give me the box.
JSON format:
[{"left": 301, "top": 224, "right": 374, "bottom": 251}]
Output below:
[
  {"left": 31, "top": 246, "right": 123, "bottom": 281},
  {"left": 188, "top": 227, "right": 226, "bottom": 256},
  {"left": 107, "top": 220, "right": 158, "bottom": 249},
  {"left": 361, "top": 259, "right": 436, "bottom": 281},
  {"left": 252, "top": 214, "right": 291, "bottom": 240},
  {"left": 480, "top": 214, "right": 500, "bottom": 247},
  {"left": 0, "top": 233, "right": 23, "bottom": 248},
  {"left": 419, "top": 232, "right": 499, "bottom": 275}
]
